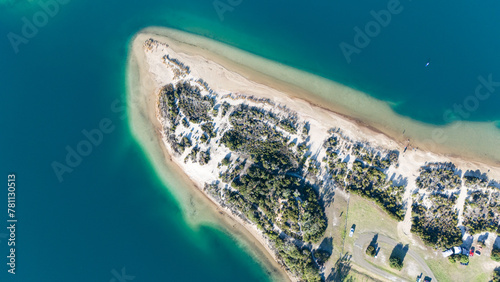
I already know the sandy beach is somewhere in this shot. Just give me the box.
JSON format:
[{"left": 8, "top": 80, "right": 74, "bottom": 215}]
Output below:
[
  {"left": 127, "top": 32, "right": 293, "bottom": 282},
  {"left": 127, "top": 27, "right": 500, "bottom": 281},
  {"left": 132, "top": 28, "right": 500, "bottom": 178},
  {"left": 138, "top": 27, "right": 500, "bottom": 167}
]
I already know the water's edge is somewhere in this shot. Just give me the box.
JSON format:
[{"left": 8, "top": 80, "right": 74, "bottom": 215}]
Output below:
[
  {"left": 141, "top": 26, "right": 500, "bottom": 165},
  {"left": 125, "top": 33, "right": 291, "bottom": 282}
]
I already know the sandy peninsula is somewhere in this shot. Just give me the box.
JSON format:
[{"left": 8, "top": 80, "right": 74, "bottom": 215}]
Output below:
[
  {"left": 127, "top": 27, "right": 500, "bottom": 281},
  {"left": 127, "top": 31, "right": 294, "bottom": 282}
]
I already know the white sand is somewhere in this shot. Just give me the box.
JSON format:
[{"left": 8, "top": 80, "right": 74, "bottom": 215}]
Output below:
[
  {"left": 138, "top": 29, "right": 500, "bottom": 181},
  {"left": 140, "top": 27, "right": 500, "bottom": 166},
  {"left": 127, "top": 33, "right": 292, "bottom": 282},
  {"left": 128, "top": 27, "right": 500, "bottom": 281}
]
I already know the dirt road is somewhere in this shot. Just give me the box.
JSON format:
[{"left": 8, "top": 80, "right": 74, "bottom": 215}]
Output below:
[{"left": 352, "top": 232, "right": 437, "bottom": 282}]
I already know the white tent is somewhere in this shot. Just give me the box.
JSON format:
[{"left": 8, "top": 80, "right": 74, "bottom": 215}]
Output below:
[
  {"left": 442, "top": 249, "right": 454, "bottom": 257},
  {"left": 453, "top": 246, "right": 462, "bottom": 255}
]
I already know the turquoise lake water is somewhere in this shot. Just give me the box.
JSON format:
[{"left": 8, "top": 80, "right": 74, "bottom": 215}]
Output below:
[{"left": 1, "top": 0, "right": 499, "bottom": 281}]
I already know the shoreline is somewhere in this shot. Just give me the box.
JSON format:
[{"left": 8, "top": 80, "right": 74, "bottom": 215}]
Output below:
[
  {"left": 127, "top": 27, "right": 500, "bottom": 281},
  {"left": 139, "top": 26, "right": 500, "bottom": 167},
  {"left": 126, "top": 33, "right": 293, "bottom": 282}
]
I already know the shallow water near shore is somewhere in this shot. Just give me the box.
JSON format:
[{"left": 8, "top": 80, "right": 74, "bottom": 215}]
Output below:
[
  {"left": 141, "top": 26, "right": 500, "bottom": 164},
  {"left": 1, "top": 0, "right": 500, "bottom": 281}
]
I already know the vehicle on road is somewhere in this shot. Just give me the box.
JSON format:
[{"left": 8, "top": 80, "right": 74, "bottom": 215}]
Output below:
[{"left": 349, "top": 226, "right": 355, "bottom": 237}]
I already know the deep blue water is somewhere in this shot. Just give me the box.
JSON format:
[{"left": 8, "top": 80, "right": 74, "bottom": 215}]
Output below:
[{"left": 1, "top": 0, "right": 499, "bottom": 281}]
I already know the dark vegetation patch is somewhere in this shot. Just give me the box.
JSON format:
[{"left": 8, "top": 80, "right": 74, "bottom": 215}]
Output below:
[
  {"left": 462, "top": 190, "right": 500, "bottom": 234},
  {"left": 416, "top": 162, "right": 461, "bottom": 192},
  {"left": 411, "top": 193, "right": 462, "bottom": 248}
]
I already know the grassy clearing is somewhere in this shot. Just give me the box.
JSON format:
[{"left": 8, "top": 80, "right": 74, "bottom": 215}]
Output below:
[
  {"left": 323, "top": 191, "right": 500, "bottom": 282},
  {"left": 346, "top": 194, "right": 400, "bottom": 240},
  {"left": 321, "top": 193, "right": 402, "bottom": 281},
  {"left": 366, "top": 260, "right": 402, "bottom": 280},
  {"left": 320, "top": 192, "right": 400, "bottom": 281},
  {"left": 320, "top": 193, "right": 348, "bottom": 278},
  {"left": 422, "top": 254, "right": 499, "bottom": 282},
  {"left": 362, "top": 243, "right": 407, "bottom": 280},
  {"left": 376, "top": 241, "right": 426, "bottom": 281},
  {"left": 347, "top": 266, "right": 388, "bottom": 282}
]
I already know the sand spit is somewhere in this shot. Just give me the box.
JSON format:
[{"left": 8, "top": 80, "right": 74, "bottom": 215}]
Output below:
[
  {"left": 127, "top": 27, "right": 500, "bottom": 281},
  {"left": 140, "top": 27, "right": 500, "bottom": 166},
  {"left": 127, "top": 33, "right": 292, "bottom": 281}
]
